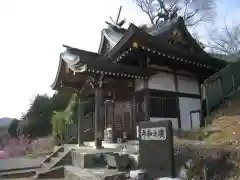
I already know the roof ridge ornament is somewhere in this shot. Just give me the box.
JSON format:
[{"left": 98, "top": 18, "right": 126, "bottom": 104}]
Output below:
[{"left": 105, "top": 6, "right": 126, "bottom": 29}]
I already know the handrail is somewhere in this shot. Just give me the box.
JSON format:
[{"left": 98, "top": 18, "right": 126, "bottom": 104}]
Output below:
[
  {"left": 84, "top": 126, "right": 95, "bottom": 133},
  {"left": 84, "top": 112, "right": 93, "bottom": 119},
  {"left": 64, "top": 111, "right": 94, "bottom": 142}
]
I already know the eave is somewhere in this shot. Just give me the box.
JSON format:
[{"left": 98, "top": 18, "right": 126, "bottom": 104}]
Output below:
[
  {"left": 72, "top": 57, "right": 158, "bottom": 79},
  {"left": 51, "top": 56, "right": 65, "bottom": 90},
  {"left": 106, "top": 23, "right": 227, "bottom": 71},
  {"left": 51, "top": 46, "right": 158, "bottom": 91}
]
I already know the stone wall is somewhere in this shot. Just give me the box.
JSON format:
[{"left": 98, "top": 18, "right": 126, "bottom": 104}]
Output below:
[{"left": 174, "top": 142, "right": 236, "bottom": 179}]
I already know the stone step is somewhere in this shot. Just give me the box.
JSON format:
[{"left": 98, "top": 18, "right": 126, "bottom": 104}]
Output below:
[
  {"left": 42, "top": 146, "right": 64, "bottom": 164},
  {"left": 71, "top": 150, "right": 109, "bottom": 169},
  {"left": 50, "top": 157, "right": 61, "bottom": 166},
  {"left": 42, "top": 157, "right": 61, "bottom": 170},
  {"left": 57, "top": 151, "right": 65, "bottom": 157},
  {"left": 64, "top": 165, "right": 127, "bottom": 180},
  {"left": 64, "top": 166, "right": 98, "bottom": 180},
  {"left": 40, "top": 149, "right": 72, "bottom": 172},
  {"left": 36, "top": 166, "right": 65, "bottom": 179},
  {"left": 0, "top": 168, "right": 36, "bottom": 179}
]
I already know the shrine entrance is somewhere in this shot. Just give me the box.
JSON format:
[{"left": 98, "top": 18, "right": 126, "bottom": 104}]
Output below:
[
  {"left": 114, "top": 100, "right": 132, "bottom": 139},
  {"left": 104, "top": 93, "right": 135, "bottom": 142}
]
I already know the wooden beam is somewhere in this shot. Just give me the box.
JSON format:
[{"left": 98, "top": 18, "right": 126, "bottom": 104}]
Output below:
[
  {"left": 149, "top": 89, "right": 201, "bottom": 99},
  {"left": 173, "top": 71, "right": 181, "bottom": 130}
]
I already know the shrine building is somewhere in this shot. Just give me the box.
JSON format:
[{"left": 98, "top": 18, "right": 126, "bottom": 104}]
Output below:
[{"left": 51, "top": 16, "right": 227, "bottom": 148}]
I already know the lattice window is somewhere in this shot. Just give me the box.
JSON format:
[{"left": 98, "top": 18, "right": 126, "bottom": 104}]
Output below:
[
  {"left": 115, "top": 114, "right": 122, "bottom": 130},
  {"left": 123, "top": 112, "right": 131, "bottom": 131},
  {"left": 136, "top": 101, "right": 144, "bottom": 113},
  {"left": 150, "top": 96, "right": 178, "bottom": 118}
]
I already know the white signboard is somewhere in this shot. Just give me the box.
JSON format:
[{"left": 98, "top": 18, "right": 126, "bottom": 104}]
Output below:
[{"left": 140, "top": 127, "right": 166, "bottom": 140}]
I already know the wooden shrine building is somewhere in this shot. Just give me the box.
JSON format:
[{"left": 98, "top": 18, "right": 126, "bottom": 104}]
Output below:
[{"left": 51, "top": 17, "right": 227, "bottom": 148}]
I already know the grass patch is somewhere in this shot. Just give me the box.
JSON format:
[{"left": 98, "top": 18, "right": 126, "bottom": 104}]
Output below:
[
  {"left": 175, "top": 128, "right": 222, "bottom": 141},
  {"left": 228, "top": 166, "right": 240, "bottom": 178}
]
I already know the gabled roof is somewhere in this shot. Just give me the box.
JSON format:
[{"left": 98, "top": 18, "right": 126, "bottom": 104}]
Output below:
[
  {"left": 98, "top": 17, "right": 228, "bottom": 70},
  {"left": 98, "top": 17, "right": 180, "bottom": 54}
]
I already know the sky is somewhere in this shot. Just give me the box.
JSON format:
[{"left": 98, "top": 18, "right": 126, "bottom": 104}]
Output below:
[{"left": 0, "top": 0, "right": 239, "bottom": 119}]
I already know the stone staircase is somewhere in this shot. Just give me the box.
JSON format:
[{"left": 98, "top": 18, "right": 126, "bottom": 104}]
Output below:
[
  {"left": 35, "top": 146, "right": 73, "bottom": 177},
  {"left": 34, "top": 146, "right": 132, "bottom": 180}
]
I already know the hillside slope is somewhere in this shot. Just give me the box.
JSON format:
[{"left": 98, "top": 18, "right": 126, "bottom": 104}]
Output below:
[{"left": 205, "top": 89, "right": 240, "bottom": 144}]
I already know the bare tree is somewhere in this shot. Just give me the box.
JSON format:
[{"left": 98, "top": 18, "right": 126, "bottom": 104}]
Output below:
[
  {"left": 134, "top": 0, "right": 216, "bottom": 26},
  {"left": 208, "top": 22, "right": 240, "bottom": 56},
  {"left": 192, "top": 32, "right": 206, "bottom": 49}
]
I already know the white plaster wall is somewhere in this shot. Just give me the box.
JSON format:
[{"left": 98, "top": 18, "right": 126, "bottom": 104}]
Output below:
[
  {"left": 135, "top": 79, "right": 144, "bottom": 92},
  {"left": 148, "top": 72, "right": 175, "bottom": 91},
  {"left": 179, "top": 97, "right": 201, "bottom": 130},
  {"left": 150, "top": 117, "right": 179, "bottom": 130},
  {"left": 177, "top": 75, "right": 200, "bottom": 95}
]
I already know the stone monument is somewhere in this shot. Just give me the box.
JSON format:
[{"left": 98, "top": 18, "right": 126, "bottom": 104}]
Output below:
[{"left": 139, "top": 120, "right": 175, "bottom": 178}]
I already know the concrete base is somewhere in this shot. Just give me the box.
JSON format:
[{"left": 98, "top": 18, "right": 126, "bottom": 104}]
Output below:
[
  {"left": 65, "top": 165, "right": 127, "bottom": 180},
  {"left": 83, "top": 140, "right": 139, "bottom": 152},
  {"left": 71, "top": 146, "right": 120, "bottom": 169}
]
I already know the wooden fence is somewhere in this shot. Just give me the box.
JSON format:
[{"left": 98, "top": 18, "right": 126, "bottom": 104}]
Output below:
[{"left": 204, "top": 60, "right": 240, "bottom": 116}]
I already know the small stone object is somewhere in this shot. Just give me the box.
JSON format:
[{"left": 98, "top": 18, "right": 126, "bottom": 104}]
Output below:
[
  {"left": 106, "top": 153, "right": 130, "bottom": 170},
  {"left": 119, "top": 146, "right": 128, "bottom": 154},
  {"left": 129, "top": 169, "right": 152, "bottom": 180},
  {"left": 117, "top": 138, "right": 122, "bottom": 143}
]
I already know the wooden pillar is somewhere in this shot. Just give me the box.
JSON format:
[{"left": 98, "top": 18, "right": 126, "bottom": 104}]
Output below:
[
  {"left": 112, "top": 92, "right": 117, "bottom": 143},
  {"left": 104, "top": 102, "right": 108, "bottom": 129},
  {"left": 143, "top": 80, "right": 149, "bottom": 121},
  {"left": 205, "top": 82, "right": 210, "bottom": 117},
  {"left": 219, "top": 77, "right": 224, "bottom": 103},
  {"left": 100, "top": 91, "right": 105, "bottom": 140},
  {"left": 94, "top": 88, "right": 103, "bottom": 149},
  {"left": 173, "top": 72, "right": 181, "bottom": 130},
  {"left": 77, "top": 93, "right": 84, "bottom": 146},
  {"left": 132, "top": 93, "right": 137, "bottom": 139},
  {"left": 199, "top": 81, "right": 204, "bottom": 127}
]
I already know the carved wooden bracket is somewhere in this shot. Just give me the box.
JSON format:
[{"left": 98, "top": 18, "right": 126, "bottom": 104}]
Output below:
[{"left": 76, "top": 74, "right": 105, "bottom": 97}]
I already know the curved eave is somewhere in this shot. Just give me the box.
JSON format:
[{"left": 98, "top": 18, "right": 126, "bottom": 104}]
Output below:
[
  {"left": 177, "top": 19, "right": 228, "bottom": 69},
  {"left": 98, "top": 29, "right": 106, "bottom": 54},
  {"left": 106, "top": 23, "right": 137, "bottom": 59},
  {"left": 51, "top": 56, "right": 64, "bottom": 90}
]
